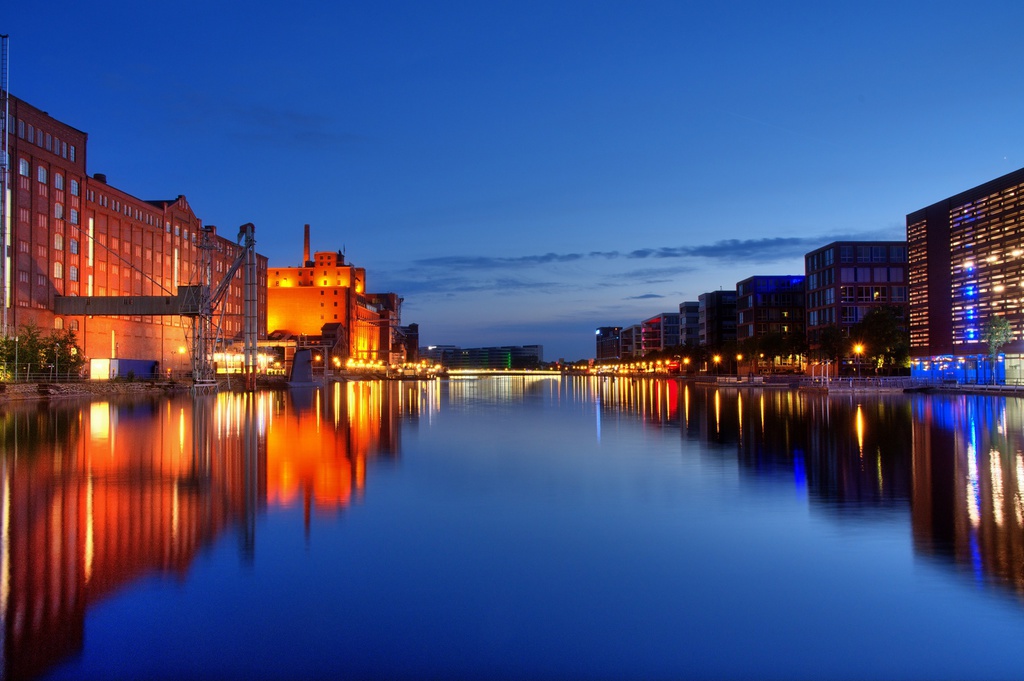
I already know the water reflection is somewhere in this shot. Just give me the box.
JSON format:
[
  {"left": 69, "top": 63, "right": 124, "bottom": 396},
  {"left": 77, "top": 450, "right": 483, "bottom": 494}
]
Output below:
[
  {"left": 0, "top": 381, "right": 432, "bottom": 681},
  {"left": 587, "top": 377, "right": 1024, "bottom": 603}
]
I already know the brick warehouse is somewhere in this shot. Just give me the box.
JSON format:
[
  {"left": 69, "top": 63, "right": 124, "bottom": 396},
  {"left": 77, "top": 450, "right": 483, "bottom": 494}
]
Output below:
[{"left": 5, "top": 95, "right": 268, "bottom": 373}]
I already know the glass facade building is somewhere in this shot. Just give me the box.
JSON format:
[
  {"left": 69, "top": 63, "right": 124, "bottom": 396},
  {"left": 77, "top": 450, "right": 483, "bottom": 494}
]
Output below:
[{"left": 907, "top": 167, "right": 1024, "bottom": 382}]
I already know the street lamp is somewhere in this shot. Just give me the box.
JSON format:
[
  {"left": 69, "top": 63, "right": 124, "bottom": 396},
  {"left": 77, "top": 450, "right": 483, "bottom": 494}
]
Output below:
[
  {"left": 712, "top": 354, "right": 721, "bottom": 376},
  {"left": 853, "top": 343, "right": 864, "bottom": 378},
  {"left": 736, "top": 353, "right": 743, "bottom": 376}
]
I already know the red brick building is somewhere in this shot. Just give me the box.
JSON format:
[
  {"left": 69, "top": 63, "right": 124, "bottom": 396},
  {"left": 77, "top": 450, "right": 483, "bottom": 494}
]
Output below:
[{"left": 5, "top": 96, "right": 268, "bottom": 371}]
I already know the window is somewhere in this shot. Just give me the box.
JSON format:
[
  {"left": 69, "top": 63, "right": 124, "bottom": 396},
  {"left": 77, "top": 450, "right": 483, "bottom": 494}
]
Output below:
[
  {"left": 70, "top": 146, "right": 76, "bottom": 162},
  {"left": 70, "top": 209, "right": 79, "bottom": 225},
  {"left": 54, "top": 203, "right": 64, "bottom": 220},
  {"left": 53, "top": 262, "right": 63, "bottom": 279},
  {"left": 70, "top": 179, "right": 79, "bottom": 196},
  {"left": 18, "top": 158, "right": 28, "bottom": 176},
  {"left": 54, "top": 173, "right": 64, "bottom": 190},
  {"left": 18, "top": 271, "right": 28, "bottom": 283},
  {"left": 69, "top": 265, "right": 79, "bottom": 282},
  {"left": 69, "top": 238, "right": 79, "bottom": 254},
  {"left": 54, "top": 317, "right": 63, "bottom": 330},
  {"left": 54, "top": 233, "right": 64, "bottom": 250},
  {"left": 37, "top": 166, "right": 47, "bottom": 184}
]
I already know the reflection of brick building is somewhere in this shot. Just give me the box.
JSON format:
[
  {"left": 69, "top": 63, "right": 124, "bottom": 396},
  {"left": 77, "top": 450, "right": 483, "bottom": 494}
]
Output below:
[
  {"left": 266, "top": 226, "right": 403, "bottom": 362},
  {"left": 0, "top": 382, "right": 420, "bottom": 680},
  {"left": 6, "top": 95, "right": 268, "bottom": 368}
]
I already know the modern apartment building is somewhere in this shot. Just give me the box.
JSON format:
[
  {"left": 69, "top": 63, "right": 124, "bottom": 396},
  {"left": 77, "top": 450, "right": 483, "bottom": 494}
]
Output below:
[
  {"left": 804, "top": 241, "right": 908, "bottom": 347},
  {"left": 595, "top": 326, "right": 623, "bottom": 361},
  {"left": 698, "top": 290, "right": 737, "bottom": 348},
  {"left": 5, "top": 95, "right": 268, "bottom": 371},
  {"left": 678, "top": 301, "right": 700, "bottom": 345},
  {"left": 907, "top": 167, "right": 1024, "bottom": 382},
  {"left": 640, "top": 313, "right": 681, "bottom": 354},
  {"left": 735, "top": 275, "right": 806, "bottom": 341}
]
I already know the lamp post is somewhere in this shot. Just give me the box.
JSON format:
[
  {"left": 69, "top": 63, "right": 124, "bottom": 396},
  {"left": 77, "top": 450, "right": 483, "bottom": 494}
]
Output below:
[
  {"left": 853, "top": 343, "right": 864, "bottom": 378},
  {"left": 736, "top": 353, "right": 743, "bottom": 376},
  {"left": 14, "top": 335, "right": 18, "bottom": 382},
  {"left": 712, "top": 354, "right": 721, "bottom": 376}
]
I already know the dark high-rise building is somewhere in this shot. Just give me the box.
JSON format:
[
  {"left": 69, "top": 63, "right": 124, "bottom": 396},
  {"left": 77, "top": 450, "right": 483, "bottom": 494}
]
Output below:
[
  {"left": 804, "top": 241, "right": 908, "bottom": 347},
  {"left": 735, "top": 275, "right": 806, "bottom": 341},
  {"left": 907, "top": 167, "right": 1024, "bottom": 382},
  {"left": 679, "top": 301, "right": 700, "bottom": 345},
  {"left": 698, "top": 290, "right": 737, "bottom": 348},
  {"left": 595, "top": 326, "right": 622, "bottom": 361}
]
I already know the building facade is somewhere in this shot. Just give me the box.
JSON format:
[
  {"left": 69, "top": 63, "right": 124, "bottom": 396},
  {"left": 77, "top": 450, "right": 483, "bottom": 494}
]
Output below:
[
  {"left": 735, "top": 275, "right": 806, "bottom": 340},
  {"left": 5, "top": 95, "right": 267, "bottom": 373},
  {"left": 907, "top": 167, "right": 1024, "bottom": 382},
  {"left": 678, "top": 301, "right": 700, "bottom": 345},
  {"left": 804, "top": 241, "right": 908, "bottom": 347},
  {"left": 595, "top": 326, "right": 622, "bottom": 361},
  {"left": 698, "top": 290, "right": 737, "bottom": 348},
  {"left": 640, "top": 313, "right": 680, "bottom": 355},
  {"left": 266, "top": 229, "right": 403, "bottom": 363}
]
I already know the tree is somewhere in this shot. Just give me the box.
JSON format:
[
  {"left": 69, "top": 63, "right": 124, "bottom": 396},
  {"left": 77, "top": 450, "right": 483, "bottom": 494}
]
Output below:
[
  {"left": 983, "top": 315, "right": 1013, "bottom": 360},
  {"left": 817, "top": 325, "right": 846, "bottom": 374},
  {"left": 982, "top": 315, "right": 1013, "bottom": 383},
  {"left": 852, "top": 306, "right": 910, "bottom": 374}
]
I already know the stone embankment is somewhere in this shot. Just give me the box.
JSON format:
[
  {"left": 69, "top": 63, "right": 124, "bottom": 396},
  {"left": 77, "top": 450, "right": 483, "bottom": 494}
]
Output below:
[{"left": 0, "top": 380, "right": 187, "bottom": 402}]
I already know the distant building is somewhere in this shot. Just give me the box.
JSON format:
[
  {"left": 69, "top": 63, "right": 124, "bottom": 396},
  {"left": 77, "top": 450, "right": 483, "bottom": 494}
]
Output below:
[
  {"left": 678, "top": 301, "right": 700, "bottom": 345},
  {"left": 735, "top": 275, "right": 806, "bottom": 341},
  {"left": 595, "top": 326, "right": 623, "bottom": 361},
  {"left": 907, "top": 167, "right": 1024, "bottom": 382},
  {"left": 620, "top": 324, "right": 642, "bottom": 360},
  {"left": 421, "top": 344, "right": 544, "bottom": 369},
  {"left": 803, "top": 241, "right": 908, "bottom": 347},
  {"left": 698, "top": 290, "right": 737, "bottom": 348},
  {"left": 640, "top": 313, "right": 681, "bottom": 355},
  {"left": 266, "top": 225, "right": 404, "bottom": 363}
]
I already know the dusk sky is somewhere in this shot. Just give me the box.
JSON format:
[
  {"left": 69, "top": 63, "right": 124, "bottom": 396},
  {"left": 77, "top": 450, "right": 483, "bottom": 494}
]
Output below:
[{"left": 8, "top": 1, "right": 1024, "bottom": 359}]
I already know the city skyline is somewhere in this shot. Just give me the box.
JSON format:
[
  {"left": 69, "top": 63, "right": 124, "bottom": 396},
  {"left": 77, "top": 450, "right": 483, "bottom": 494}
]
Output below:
[{"left": 7, "top": 1, "right": 1024, "bottom": 359}]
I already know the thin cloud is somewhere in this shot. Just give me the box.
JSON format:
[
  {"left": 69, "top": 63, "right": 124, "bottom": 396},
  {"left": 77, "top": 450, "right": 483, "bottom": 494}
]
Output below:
[
  {"left": 412, "top": 236, "right": 830, "bottom": 272},
  {"left": 626, "top": 293, "right": 664, "bottom": 300}
]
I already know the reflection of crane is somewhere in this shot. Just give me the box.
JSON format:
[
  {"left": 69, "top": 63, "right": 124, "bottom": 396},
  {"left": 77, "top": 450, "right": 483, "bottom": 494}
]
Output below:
[{"left": 181, "top": 222, "right": 258, "bottom": 391}]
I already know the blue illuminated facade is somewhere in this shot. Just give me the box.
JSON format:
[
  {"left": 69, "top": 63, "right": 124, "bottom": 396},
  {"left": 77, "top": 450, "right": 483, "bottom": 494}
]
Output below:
[{"left": 908, "top": 167, "right": 1024, "bottom": 383}]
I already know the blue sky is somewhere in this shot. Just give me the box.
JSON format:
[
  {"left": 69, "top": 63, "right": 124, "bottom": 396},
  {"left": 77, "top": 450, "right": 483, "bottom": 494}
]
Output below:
[{"left": 8, "top": 1, "right": 1024, "bottom": 359}]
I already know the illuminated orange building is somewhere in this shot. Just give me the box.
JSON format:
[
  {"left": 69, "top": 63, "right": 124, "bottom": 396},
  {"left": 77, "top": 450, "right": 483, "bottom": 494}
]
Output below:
[
  {"left": 5, "top": 95, "right": 268, "bottom": 369},
  {"left": 266, "top": 225, "right": 402, "bottom": 362}
]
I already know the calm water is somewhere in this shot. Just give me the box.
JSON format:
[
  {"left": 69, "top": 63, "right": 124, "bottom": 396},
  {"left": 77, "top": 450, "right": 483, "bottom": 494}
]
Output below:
[{"left": 3, "top": 376, "right": 1024, "bottom": 680}]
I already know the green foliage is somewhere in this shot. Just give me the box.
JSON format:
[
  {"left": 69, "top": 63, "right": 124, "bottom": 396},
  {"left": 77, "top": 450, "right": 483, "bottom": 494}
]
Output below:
[
  {"left": 0, "top": 323, "right": 87, "bottom": 380},
  {"left": 817, "top": 325, "right": 846, "bottom": 365},
  {"left": 983, "top": 316, "right": 1013, "bottom": 360},
  {"left": 852, "top": 306, "right": 910, "bottom": 374}
]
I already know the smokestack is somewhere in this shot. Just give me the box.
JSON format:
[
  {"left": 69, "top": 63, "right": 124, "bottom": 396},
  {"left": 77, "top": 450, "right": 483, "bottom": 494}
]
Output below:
[{"left": 303, "top": 224, "right": 311, "bottom": 266}]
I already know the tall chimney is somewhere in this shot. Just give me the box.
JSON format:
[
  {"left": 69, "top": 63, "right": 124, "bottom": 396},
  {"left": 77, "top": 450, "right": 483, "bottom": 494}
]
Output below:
[{"left": 303, "top": 224, "right": 311, "bottom": 266}]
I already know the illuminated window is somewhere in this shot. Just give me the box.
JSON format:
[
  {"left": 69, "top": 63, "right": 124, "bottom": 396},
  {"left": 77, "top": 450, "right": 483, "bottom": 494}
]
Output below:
[
  {"left": 54, "top": 262, "right": 63, "bottom": 279},
  {"left": 54, "top": 233, "right": 64, "bottom": 250}
]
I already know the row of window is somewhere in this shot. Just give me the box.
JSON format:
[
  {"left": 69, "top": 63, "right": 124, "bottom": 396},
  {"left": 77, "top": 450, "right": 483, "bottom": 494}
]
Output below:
[
  {"left": 14, "top": 116, "right": 78, "bottom": 161},
  {"left": 17, "top": 159, "right": 82, "bottom": 196}
]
